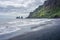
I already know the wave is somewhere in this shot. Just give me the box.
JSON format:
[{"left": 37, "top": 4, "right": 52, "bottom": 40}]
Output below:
[{"left": 0, "top": 19, "right": 53, "bottom": 35}]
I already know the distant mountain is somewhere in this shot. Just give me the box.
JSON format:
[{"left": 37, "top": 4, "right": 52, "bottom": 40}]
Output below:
[{"left": 28, "top": 0, "right": 60, "bottom": 18}]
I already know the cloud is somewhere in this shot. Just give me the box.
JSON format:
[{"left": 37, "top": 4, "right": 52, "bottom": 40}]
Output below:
[
  {"left": 0, "top": 0, "right": 36, "bottom": 7},
  {"left": 0, "top": 0, "right": 45, "bottom": 17}
]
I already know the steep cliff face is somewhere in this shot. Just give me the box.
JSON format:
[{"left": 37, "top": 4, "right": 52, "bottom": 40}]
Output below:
[
  {"left": 28, "top": 6, "right": 43, "bottom": 18},
  {"left": 28, "top": 0, "right": 60, "bottom": 18},
  {"left": 44, "top": 0, "right": 60, "bottom": 7}
]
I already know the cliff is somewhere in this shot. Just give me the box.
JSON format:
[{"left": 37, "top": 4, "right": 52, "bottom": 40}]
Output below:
[{"left": 28, "top": 0, "right": 60, "bottom": 18}]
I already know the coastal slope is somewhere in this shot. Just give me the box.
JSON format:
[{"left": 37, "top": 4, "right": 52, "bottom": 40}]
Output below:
[{"left": 28, "top": 0, "right": 60, "bottom": 18}]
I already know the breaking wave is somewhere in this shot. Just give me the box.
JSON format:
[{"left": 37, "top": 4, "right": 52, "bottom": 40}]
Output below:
[{"left": 0, "top": 19, "right": 53, "bottom": 35}]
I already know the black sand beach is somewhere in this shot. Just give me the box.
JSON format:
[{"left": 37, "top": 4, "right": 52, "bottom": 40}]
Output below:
[{"left": 8, "top": 19, "right": 60, "bottom": 40}]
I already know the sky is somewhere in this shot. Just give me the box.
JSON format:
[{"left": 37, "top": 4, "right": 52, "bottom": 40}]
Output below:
[{"left": 0, "top": 0, "right": 45, "bottom": 18}]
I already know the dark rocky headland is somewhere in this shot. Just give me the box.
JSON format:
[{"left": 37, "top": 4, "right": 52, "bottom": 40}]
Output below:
[{"left": 28, "top": 0, "right": 60, "bottom": 18}]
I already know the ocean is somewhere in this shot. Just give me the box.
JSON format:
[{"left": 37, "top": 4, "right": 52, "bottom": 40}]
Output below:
[{"left": 0, "top": 18, "right": 54, "bottom": 40}]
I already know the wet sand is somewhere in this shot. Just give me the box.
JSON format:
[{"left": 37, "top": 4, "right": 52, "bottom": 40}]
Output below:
[{"left": 8, "top": 19, "right": 60, "bottom": 40}]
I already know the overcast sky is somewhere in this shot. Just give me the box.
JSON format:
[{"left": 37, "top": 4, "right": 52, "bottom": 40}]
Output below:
[{"left": 0, "top": 0, "right": 45, "bottom": 18}]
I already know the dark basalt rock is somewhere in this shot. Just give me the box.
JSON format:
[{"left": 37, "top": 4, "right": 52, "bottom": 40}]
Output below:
[
  {"left": 44, "top": 0, "right": 60, "bottom": 8},
  {"left": 27, "top": 0, "right": 60, "bottom": 18}
]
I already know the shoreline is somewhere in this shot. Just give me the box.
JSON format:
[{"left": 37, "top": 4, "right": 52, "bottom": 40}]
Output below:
[{"left": 8, "top": 19, "right": 60, "bottom": 40}]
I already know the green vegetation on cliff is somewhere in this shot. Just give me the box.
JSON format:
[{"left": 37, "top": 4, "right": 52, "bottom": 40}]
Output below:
[{"left": 28, "top": 0, "right": 60, "bottom": 18}]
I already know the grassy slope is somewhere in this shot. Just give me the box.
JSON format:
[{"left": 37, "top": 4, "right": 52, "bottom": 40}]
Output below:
[
  {"left": 30, "top": 7, "right": 60, "bottom": 18},
  {"left": 28, "top": 0, "right": 60, "bottom": 18}
]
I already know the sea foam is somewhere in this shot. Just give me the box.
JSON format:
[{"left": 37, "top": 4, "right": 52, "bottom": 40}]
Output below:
[{"left": 0, "top": 19, "right": 53, "bottom": 35}]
